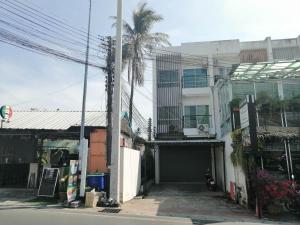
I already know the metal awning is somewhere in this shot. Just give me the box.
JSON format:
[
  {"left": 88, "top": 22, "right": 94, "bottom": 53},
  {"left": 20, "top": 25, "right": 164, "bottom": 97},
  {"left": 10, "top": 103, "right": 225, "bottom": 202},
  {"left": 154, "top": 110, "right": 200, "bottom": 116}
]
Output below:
[
  {"left": 150, "top": 139, "right": 224, "bottom": 145},
  {"left": 231, "top": 60, "right": 300, "bottom": 81}
]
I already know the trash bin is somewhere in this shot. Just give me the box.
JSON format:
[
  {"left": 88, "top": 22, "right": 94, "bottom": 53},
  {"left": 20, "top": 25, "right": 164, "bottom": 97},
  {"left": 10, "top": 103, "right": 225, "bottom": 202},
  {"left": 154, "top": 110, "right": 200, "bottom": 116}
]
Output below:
[{"left": 86, "top": 173, "right": 105, "bottom": 191}]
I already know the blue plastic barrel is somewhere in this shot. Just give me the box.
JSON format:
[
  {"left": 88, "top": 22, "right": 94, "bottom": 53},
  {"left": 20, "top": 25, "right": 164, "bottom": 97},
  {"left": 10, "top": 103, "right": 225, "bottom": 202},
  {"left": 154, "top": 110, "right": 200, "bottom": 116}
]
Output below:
[{"left": 86, "top": 173, "right": 105, "bottom": 191}]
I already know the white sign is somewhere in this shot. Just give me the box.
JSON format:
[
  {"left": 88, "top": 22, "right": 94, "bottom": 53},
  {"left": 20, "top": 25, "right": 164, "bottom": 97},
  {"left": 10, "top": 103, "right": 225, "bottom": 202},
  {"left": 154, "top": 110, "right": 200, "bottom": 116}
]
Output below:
[{"left": 240, "top": 104, "right": 249, "bottom": 129}]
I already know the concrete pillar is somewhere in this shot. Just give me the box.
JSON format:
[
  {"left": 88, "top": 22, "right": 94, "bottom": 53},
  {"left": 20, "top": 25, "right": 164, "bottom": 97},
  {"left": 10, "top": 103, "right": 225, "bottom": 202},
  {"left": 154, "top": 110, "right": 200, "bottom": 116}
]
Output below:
[
  {"left": 277, "top": 80, "right": 284, "bottom": 100},
  {"left": 153, "top": 53, "right": 157, "bottom": 131},
  {"left": 154, "top": 145, "right": 160, "bottom": 184},
  {"left": 208, "top": 55, "right": 216, "bottom": 134},
  {"left": 297, "top": 35, "right": 300, "bottom": 54},
  {"left": 208, "top": 55, "right": 214, "bottom": 87},
  {"left": 266, "top": 37, "right": 274, "bottom": 62}
]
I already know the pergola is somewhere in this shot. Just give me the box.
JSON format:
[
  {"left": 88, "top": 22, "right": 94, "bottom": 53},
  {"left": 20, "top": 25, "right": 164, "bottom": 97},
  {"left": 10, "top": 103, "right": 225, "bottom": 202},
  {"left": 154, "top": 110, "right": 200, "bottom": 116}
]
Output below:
[{"left": 231, "top": 60, "right": 300, "bottom": 80}]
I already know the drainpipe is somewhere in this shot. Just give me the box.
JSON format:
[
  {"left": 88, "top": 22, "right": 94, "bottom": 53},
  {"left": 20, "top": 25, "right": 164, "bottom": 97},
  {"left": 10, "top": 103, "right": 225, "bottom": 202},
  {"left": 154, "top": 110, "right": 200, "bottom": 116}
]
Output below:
[{"left": 222, "top": 143, "right": 226, "bottom": 192}]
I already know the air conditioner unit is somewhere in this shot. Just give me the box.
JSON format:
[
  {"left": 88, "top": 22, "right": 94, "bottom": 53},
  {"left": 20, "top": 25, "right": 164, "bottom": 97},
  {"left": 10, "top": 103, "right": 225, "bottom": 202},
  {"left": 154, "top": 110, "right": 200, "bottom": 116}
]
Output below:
[{"left": 197, "top": 123, "right": 209, "bottom": 133}]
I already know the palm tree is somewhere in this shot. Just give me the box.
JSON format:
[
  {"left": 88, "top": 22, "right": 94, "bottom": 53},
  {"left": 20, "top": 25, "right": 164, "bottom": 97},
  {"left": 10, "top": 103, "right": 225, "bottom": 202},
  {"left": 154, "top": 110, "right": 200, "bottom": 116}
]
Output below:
[{"left": 115, "top": 2, "right": 170, "bottom": 126}]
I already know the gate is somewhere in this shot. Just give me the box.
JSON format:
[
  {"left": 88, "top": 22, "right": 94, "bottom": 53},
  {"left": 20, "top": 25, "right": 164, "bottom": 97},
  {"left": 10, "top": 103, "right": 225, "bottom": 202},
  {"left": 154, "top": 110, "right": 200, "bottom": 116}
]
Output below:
[{"left": 0, "top": 163, "right": 29, "bottom": 188}]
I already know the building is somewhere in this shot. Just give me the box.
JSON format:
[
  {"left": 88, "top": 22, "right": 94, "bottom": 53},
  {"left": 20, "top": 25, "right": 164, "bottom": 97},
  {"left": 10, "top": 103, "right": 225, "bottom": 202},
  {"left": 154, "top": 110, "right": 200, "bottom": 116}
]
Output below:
[
  {"left": 152, "top": 35, "right": 300, "bottom": 193},
  {"left": 0, "top": 110, "right": 132, "bottom": 188},
  {"left": 215, "top": 61, "right": 300, "bottom": 204}
]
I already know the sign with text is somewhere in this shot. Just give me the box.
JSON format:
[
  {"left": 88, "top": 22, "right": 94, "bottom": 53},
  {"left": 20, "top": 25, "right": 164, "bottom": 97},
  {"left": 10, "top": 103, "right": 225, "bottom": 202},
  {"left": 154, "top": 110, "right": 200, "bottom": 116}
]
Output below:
[
  {"left": 240, "top": 103, "right": 249, "bottom": 129},
  {"left": 37, "top": 168, "right": 59, "bottom": 197}
]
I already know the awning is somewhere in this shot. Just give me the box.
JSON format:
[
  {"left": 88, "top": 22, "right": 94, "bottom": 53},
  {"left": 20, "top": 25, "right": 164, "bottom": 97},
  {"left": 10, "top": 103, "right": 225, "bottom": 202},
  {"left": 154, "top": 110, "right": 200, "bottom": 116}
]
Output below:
[{"left": 231, "top": 60, "right": 300, "bottom": 81}]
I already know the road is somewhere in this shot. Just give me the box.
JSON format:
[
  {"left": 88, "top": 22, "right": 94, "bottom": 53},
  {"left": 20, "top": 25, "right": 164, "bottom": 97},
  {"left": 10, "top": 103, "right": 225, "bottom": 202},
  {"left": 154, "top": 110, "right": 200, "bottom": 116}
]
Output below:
[{"left": 0, "top": 207, "right": 197, "bottom": 225}]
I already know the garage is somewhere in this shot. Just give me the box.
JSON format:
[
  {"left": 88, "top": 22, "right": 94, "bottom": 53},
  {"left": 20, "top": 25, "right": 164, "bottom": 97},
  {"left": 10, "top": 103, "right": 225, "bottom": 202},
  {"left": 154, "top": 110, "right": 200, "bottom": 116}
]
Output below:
[{"left": 159, "top": 144, "right": 212, "bottom": 183}]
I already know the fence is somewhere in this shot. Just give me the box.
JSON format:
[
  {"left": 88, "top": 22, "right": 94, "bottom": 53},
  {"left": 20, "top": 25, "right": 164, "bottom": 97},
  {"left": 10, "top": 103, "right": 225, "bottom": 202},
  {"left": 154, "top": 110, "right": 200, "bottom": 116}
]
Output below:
[{"left": 119, "top": 147, "right": 141, "bottom": 203}]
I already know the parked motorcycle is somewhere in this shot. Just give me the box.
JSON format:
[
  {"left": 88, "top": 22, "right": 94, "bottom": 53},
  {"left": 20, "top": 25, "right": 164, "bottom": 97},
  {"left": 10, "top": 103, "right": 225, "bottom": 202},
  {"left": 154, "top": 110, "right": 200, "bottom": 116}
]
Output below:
[{"left": 204, "top": 169, "right": 217, "bottom": 191}]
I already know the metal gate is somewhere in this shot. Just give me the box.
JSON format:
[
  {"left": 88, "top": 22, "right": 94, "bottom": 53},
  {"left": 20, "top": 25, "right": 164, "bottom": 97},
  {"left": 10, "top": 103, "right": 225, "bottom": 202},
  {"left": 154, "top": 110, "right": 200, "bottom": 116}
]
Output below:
[
  {"left": 159, "top": 145, "right": 211, "bottom": 183},
  {"left": 0, "top": 163, "right": 29, "bottom": 187}
]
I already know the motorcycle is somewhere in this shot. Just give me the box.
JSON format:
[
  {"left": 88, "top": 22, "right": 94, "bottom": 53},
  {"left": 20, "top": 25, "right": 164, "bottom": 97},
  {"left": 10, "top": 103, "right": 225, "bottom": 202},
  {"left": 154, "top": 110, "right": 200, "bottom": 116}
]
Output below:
[{"left": 204, "top": 169, "right": 217, "bottom": 191}]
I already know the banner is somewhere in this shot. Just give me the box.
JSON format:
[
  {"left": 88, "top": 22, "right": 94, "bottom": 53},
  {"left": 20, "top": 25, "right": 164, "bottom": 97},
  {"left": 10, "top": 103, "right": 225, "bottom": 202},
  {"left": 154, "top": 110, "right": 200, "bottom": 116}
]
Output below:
[{"left": 67, "top": 160, "right": 79, "bottom": 202}]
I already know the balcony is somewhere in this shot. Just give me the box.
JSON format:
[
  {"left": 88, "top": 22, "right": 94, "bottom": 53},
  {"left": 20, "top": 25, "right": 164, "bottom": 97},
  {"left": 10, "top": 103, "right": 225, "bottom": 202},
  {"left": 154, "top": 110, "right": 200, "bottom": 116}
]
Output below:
[{"left": 183, "top": 115, "right": 214, "bottom": 137}]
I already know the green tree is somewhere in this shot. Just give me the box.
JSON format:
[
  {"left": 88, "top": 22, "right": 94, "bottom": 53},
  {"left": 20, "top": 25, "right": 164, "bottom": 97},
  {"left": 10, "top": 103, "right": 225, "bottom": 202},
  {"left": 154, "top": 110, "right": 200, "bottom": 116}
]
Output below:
[{"left": 115, "top": 2, "right": 170, "bottom": 125}]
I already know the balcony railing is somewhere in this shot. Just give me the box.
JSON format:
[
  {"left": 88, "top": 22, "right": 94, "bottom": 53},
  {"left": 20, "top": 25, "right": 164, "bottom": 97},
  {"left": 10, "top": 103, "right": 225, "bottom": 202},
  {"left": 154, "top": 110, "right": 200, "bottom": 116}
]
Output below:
[{"left": 183, "top": 115, "right": 212, "bottom": 129}]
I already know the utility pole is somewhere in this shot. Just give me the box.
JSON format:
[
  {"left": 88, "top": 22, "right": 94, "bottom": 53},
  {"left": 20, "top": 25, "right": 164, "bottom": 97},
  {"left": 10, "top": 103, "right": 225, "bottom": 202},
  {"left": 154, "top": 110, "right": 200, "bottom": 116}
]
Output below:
[
  {"left": 147, "top": 118, "right": 152, "bottom": 141},
  {"left": 79, "top": 0, "right": 92, "bottom": 198},
  {"left": 109, "top": 0, "right": 123, "bottom": 202},
  {"left": 105, "top": 36, "right": 114, "bottom": 167}
]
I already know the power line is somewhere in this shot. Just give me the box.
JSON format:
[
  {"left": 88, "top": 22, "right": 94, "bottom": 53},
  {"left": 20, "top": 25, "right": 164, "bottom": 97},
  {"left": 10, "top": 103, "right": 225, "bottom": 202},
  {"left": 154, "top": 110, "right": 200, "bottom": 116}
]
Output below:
[
  {"left": 0, "top": 28, "right": 105, "bottom": 69},
  {"left": 1, "top": 0, "right": 102, "bottom": 46},
  {"left": 0, "top": 2, "right": 102, "bottom": 54}
]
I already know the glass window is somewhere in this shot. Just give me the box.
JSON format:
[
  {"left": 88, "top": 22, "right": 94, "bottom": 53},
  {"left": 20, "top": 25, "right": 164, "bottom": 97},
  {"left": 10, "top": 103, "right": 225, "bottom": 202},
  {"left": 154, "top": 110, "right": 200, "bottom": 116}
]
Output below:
[
  {"left": 232, "top": 82, "right": 255, "bottom": 99},
  {"left": 183, "top": 68, "right": 208, "bottom": 88},
  {"left": 184, "top": 105, "right": 209, "bottom": 128},
  {"left": 283, "top": 83, "right": 300, "bottom": 100},
  {"left": 157, "top": 70, "right": 179, "bottom": 87},
  {"left": 255, "top": 82, "right": 279, "bottom": 99}
]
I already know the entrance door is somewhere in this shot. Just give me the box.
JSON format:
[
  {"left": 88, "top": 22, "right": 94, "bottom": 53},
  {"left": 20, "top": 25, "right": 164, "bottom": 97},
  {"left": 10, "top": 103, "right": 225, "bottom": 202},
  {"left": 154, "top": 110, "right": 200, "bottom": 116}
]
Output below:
[{"left": 159, "top": 145, "right": 211, "bottom": 182}]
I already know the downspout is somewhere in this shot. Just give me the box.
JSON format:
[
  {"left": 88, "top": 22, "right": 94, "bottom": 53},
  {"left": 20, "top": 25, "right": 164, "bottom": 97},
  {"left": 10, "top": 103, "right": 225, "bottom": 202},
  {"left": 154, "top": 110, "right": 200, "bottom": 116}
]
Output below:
[{"left": 222, "top": 143, "right": 227, "bottom": 192}]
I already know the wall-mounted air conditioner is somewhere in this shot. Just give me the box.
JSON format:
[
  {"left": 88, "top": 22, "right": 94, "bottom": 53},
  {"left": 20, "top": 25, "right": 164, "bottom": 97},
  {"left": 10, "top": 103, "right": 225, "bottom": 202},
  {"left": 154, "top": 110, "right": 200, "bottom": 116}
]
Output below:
[{"left": 197, "top": 123, "right": 209, "bottom": 133}]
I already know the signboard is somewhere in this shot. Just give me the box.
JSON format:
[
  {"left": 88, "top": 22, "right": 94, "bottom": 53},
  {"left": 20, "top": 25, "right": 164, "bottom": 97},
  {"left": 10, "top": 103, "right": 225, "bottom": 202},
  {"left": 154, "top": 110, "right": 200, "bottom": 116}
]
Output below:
[
  {"left": 37, "top": 168, "right": 59, "bottom": 197},
  {"left": 67, "top": 160, "right": 79, "bottom": 202},
  {"left": 240, "top": 103, "right": 249, "bottom": 129},
  {"left": 0, "top": 105, "right": 13, "bottom": 120}
]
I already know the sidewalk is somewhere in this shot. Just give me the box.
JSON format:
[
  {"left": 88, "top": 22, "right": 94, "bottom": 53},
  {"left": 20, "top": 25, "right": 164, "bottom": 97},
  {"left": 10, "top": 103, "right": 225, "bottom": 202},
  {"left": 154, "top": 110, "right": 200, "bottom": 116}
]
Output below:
[{"left": 1, "top": 187, "right": 299, "bottom": 225}]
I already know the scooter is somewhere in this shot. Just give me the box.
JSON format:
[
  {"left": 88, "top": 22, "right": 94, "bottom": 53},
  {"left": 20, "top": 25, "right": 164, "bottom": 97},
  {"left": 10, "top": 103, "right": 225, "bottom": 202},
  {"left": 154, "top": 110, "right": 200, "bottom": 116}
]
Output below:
[{"left": 204, "top": 169, "right": 217, "bottom": 191}]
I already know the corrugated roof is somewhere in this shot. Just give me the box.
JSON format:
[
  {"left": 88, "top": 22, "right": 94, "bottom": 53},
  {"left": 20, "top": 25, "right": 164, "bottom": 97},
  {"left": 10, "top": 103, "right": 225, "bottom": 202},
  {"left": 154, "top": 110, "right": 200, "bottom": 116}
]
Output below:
[
  {"left": 1, "top": 110, "right": 106, "bottom": 130},
  {"left": 151, "top": 139, "right": 224, "bottom": 145}
]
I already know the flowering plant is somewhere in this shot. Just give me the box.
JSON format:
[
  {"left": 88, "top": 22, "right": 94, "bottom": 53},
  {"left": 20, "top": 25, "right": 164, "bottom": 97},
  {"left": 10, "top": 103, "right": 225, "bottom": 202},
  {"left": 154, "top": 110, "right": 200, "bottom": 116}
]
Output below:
[{"left": 256, "top": 170, "right": 295, "bottom": 207}]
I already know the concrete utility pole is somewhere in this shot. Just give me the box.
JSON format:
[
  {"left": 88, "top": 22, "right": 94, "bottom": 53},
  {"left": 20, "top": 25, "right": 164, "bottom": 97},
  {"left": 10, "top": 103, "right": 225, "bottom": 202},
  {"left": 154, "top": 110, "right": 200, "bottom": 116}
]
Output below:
[
  {"left": 110, "top": 0, "right": 122, "bottom": 202},
  {"left": 105, "top": 36, "right": 113, "bottom": 167},
  {"left": 79, "top": 0, "right": 92, "bottom": 197}
]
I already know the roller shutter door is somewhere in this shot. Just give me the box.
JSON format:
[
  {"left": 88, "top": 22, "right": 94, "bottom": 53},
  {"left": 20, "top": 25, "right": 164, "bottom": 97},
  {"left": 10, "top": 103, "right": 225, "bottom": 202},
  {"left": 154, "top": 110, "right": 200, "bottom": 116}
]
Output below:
[{"left": 159, "top": 145, "right": 211, "bottom": 182}]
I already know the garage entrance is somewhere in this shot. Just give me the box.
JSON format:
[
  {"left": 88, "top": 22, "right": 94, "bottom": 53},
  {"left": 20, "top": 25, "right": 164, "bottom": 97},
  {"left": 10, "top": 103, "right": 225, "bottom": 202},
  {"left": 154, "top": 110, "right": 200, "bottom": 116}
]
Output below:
[{"left": 159, "top": 144, "right": 211, "bottom": 183}]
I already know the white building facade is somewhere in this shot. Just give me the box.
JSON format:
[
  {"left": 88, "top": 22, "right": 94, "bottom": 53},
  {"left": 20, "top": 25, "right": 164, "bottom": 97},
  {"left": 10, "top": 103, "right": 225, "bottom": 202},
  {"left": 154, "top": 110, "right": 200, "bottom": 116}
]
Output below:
[{"left": 152, "top": 35, "right": 300, "bottom": 198}]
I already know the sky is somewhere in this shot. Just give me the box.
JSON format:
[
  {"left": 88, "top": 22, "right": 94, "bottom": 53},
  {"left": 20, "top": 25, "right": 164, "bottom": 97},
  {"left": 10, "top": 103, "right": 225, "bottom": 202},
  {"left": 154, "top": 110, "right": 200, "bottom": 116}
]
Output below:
[{"left": 0, "top": 0, "right": 300, "bottom": 121}]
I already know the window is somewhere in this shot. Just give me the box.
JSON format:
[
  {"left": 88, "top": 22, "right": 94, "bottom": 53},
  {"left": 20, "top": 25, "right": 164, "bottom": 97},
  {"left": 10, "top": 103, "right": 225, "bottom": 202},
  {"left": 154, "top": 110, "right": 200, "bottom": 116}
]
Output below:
[
  {"left": 183, "top": 68, "right": 207, "bottom": 88},
  {"left": 283, "top": 83, "right": 300, "bottom": 100},
  {"left": 255, "top": 82, "right": 279, "bottom": 99},
  {"left": 184, "top": 105, "right": 210, "bottom": 128},
  {"left": 232, "top": 82, "right": 254, "bottom": 99},
  {"left": 158, "top": 106, "right": 179, "bottom": 119},
  {"left": 157, "top": 70, "right": 179, "bottom": 87}
]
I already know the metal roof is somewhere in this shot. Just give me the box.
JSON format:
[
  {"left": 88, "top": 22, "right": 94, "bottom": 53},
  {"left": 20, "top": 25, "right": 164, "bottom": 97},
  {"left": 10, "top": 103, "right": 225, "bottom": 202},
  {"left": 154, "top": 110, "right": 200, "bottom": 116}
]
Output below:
[
  {"left": 1, "top": 110, "right": 106, "bottom": 130},
  {"left": 151, "top": 139, "right": 224, "bottom": 145},
  {"left": 231, "top": 60, "right": 300, "bottom": 81}
]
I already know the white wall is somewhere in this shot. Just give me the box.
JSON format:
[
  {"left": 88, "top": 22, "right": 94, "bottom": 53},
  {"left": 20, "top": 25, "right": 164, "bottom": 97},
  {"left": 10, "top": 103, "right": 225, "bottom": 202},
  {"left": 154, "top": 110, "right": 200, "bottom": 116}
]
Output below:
[
  {"left": 222, "top": 133, "right": 248, "bottom": 204},
  {"left": 119, "top": 147, "right": 141, "bottom": 203}
]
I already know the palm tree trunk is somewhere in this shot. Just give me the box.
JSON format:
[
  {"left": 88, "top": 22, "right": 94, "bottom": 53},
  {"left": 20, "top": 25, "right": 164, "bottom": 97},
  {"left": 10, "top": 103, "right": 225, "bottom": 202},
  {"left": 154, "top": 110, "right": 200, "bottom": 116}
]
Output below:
[{"left": 129, "top": 64, "right": 135, "bottom": 127}]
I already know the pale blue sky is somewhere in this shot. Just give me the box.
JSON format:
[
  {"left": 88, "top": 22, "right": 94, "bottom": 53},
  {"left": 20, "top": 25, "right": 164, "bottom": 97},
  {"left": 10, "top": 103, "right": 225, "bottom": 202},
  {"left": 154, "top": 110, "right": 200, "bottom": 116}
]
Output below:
[{"left": 1, "top": 0, "right": 299, "bottom": 120}]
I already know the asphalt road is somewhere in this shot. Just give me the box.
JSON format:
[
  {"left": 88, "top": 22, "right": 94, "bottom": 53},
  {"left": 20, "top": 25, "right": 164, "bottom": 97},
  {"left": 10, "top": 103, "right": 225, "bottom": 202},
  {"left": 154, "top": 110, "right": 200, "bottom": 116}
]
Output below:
[{"left": 0, "top": 208, "right": 197, "bottom": 225}]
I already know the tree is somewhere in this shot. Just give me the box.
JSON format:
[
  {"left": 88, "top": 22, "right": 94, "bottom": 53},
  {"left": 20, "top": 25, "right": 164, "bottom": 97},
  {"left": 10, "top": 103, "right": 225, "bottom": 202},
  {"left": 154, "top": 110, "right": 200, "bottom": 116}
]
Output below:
[{"left": 114, "top": 2, "right": 170, "bottom": 126}]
